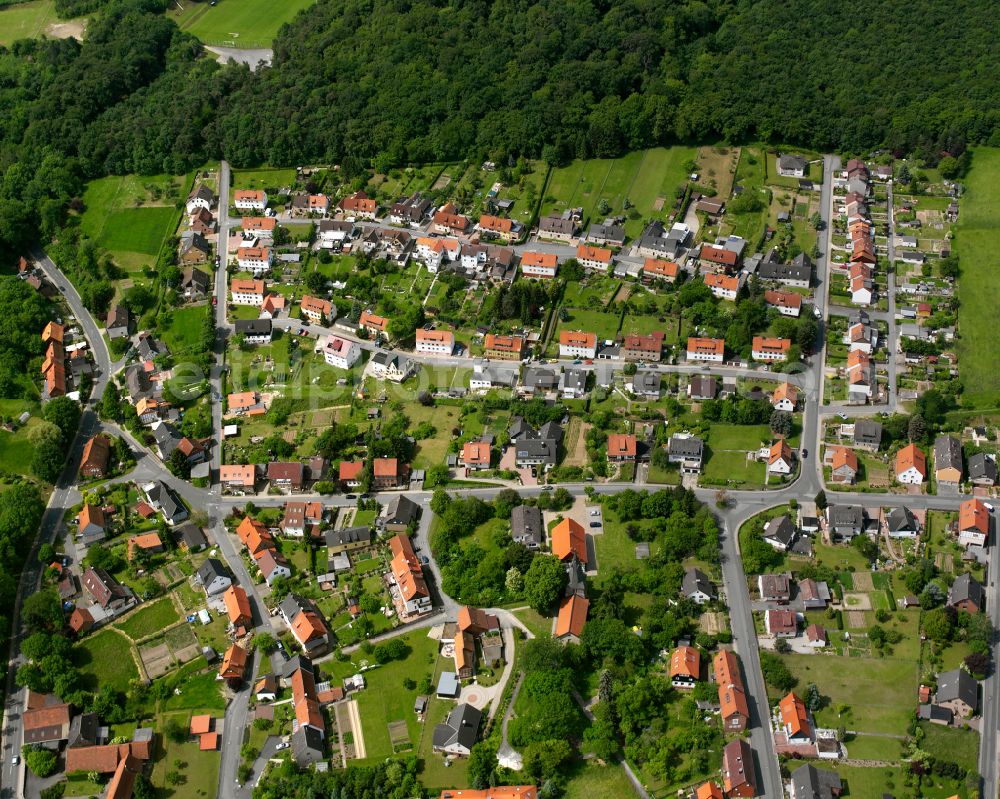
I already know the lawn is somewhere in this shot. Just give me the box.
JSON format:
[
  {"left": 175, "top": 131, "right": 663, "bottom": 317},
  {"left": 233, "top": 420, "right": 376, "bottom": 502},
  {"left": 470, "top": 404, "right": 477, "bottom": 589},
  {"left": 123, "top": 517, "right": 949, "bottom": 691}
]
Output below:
[
  {"left": 169, "top": 0, "right": 317, "bottom": 47},
  {"left": 702, "top": 449, "right": 767, "bottom": 489},
  {"left": 74, "top": 629, "right": 138, "bottom": 692},
  {"left": 593, "top": 512, "right": 654, "bottom": 581},
  {"left": 416, "top": 696, "right": 470, "bottom": 789},
  {"left": 116, "top": 598, "right": 181, "bottom": 640},
  {"left": 160, "top": 305, "right": 211, "bottom": 357},
  {"left": 779, "top": 652, "right": 917, "bottom": 736},
  {"left": 0, "top": 0, "right": 67, "bottom": 46},
  {"left": 160, "top": 668, "right": 226, "bottom": 713},
  {"left": 99, "top": 207, "right": 177, "bottom": 257},
  {"left": 832, "top": 765, "right": 907, "bottom": 799},
  {"left": 322, "top": 628, "right": 443, "bottom": 762},
  {"left": 706, "top": 424, "right": 772, "bottom": 451},
  {"left": 230, "top": 167, "right": 298, "bottom": 195},
  {"left": 0, "top": 418, "right": 42, "bottom": 479},
  {"left": 563, "top": 761, "right": 641, "bottom": 799},
  {"left": 919, "top": 721, "right": 979, "bottom": 773},
  {"left": 955, "top": 147, "right": 1000, "bottom": 406},
  {"left": 512, "top": 608, "right": 552, "bottom": 639},
  {"left": 150, "top": 714, "right": 221, "bottom": 799}
]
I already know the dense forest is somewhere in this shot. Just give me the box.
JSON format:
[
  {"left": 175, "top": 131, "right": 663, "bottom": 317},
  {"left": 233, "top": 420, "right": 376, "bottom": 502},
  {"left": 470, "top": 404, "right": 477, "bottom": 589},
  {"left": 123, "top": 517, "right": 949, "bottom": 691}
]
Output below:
[{"left": 1, "top": 0, "right": 999, "bottom": 262}]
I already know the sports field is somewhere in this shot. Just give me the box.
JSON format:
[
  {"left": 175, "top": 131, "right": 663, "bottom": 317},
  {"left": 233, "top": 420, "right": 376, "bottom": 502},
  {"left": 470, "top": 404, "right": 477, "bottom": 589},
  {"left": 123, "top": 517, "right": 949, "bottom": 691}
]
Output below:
[
  {"left": 540, "top": 147, "right": 696, "bottom": 238},
  {"left": 169, "top": 0, "right": 316, "bottom": 48},
  {"left": 955, "top": 147, "right": 1000, "bottom": 407},
  {"left": 0, "top": 0, "right": 68, "bottom": 46}
]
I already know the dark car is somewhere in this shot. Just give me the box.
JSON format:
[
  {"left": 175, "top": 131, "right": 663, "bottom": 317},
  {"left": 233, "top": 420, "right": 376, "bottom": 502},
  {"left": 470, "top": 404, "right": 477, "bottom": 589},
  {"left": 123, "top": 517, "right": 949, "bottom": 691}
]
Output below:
[{"left": 801, "top": 448, "right": 808, "bottom": 459}]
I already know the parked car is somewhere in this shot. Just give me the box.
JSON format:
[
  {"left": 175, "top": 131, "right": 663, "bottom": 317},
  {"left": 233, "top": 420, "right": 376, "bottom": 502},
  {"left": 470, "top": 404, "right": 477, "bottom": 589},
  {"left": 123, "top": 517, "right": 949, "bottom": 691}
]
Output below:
[
  {"left": 345, "top": 494, "right": 358, "bottom": 500},
  {"left": 589, "top": 522, "right": 602, "bottom": 529},
  {"left": 275, "top": 742, "right": 290, "bottom": 750}
]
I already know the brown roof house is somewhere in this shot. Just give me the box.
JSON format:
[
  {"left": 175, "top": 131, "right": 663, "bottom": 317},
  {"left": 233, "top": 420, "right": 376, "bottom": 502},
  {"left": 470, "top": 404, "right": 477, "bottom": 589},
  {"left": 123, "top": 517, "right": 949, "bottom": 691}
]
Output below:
[
  {"left": 80, "top": 434, "right": 112, "bottom": 478},
  {"left": 23, "top": 695, "right": 71, "bottom": 746}
]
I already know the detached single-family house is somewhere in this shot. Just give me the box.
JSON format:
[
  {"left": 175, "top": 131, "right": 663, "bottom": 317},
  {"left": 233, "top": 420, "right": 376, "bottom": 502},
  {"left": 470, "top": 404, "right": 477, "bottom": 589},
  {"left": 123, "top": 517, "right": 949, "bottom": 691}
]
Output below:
[
  {"left": 511, "top": 504, "right": 544, "bottom": 550},
  {"left": 777, "top": 154, "right": 808, "bottom": 177},
  {"left": 762, "top": 515, "right": 797, "bottom": 551},
  {"left": 197, "top": 559, "right": 232, "bottom": 596},
  {"left": 969, "top": 453, "right": 998, "bottom": 486},
  {"left": 829, "top": 446, "right": 859, "bottom": 484},
  {"left": 886, "top": 506, "right": 919, "bottom": 538},
  {"left": 933, "top": 435, "right": 963, "bottom": 486},
  {"left": 767, "top": 440, "right": 795, "bottom": 475},
  {"left": 432, "top": 703, "right": 481, "bottom": 757},
  {"left": 682, "top": 568, "right": 716, "bottom": 604},
  {"left": 935, "top": 668, "right": 978, "bottom": 717},
  {"left": 687, "top": 337, "right": 725, "bottom": 362},
  {"left": 959, "top": 498, "right": 990, "bottom": 548},
  {"left": 607, "top": 433, "right": 637, "bottom": 463},
  {"left": 895, "top": 443, "right": 926, "bottom": 485},
  {"left": 669, "top": 646, "right": 701, "bottom": 689},
  {"left": 948, "top": 572, "right": 984, "bottom": 614}
]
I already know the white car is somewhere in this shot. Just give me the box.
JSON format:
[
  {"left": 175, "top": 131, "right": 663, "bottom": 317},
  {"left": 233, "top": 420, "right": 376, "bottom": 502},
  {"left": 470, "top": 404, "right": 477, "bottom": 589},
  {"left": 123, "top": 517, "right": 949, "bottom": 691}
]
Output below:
[
  {"left": 275, "top": 742, "right": 290, "bottom": 751},
  {"left": 589, "top": 510, "right": 601, "bottom": 517},
  {"left": 984, "top": 503, "right": 995, "bottom": 513},
  {"left": 11, "top": 755, "right": 19, "bottom": 766}
]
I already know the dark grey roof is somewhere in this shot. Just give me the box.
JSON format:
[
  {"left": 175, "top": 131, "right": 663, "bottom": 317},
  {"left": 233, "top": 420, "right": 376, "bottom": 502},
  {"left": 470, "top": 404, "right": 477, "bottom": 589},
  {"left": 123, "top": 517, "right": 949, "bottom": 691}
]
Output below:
[
  {"left": 514, "top": 438, "right": 558, "bottom": 465},
  {"left": 124, "top": 364, "right": 151, "bottom": 400},
  {"left": 790, "top": 764, "right": 843, "bottom": 799},
  {"left": 936, "top": 668, "right": 977, "bottom": 710},
  {"left": 432, "top": 703, "right": 482, "bottom": 751},
  {"left": 325, "top": 526, "right": 372, "bottom": 548},
  {"left": 152, "top": 422, "right": 182, "bottom": 457},
  {"left": 107, "top": 304, "right": 131, "bottom": 332},
  {"left": 291, "top": 725, "right": 324, "bottom": 765},
  {"left": 147, "top": 480, "right": 187, "bottom": 522},
  {"left": 969, "top": 453, "right": 998, "bottom": 483},
  {"left": 537, "top": 421, "right": 564, "bottom": 444},
  {"left": 757, "top": 257, "right": 812, "bottom": 283},
  {"left": 508, "top": 416, "right": 534, "bottom": 440},
  {"left": 384, "top": 495, "right": 420, "bottom": 525},
  {"left": 318, "top": 219, "right": 356, "bottom": 234},
  {"left": 827, "top": 504, "right": 865, "bottom": 530},
  {"left": 587, "top": 222, "right": 625, "bottom": 243},
  {"left": 562, "top": 367, "right": 587, "bottom": 393},
  {"left": 181, "top": 267, "right": 209, "bottom": 291},
  {"left": 197, "top": 558, "right": 228, "bottom": 585},
  {"left": 949, "top": 572, "right": 984, "bottom": 609},
  {"left": 188, "top": 184, "right": 215, "bottom": 204},
  {"left": 853, "top": 419, "right": 882, "bottom": 447},
  {"left": 538, "top": 215, "right": 576, "bottom": 235},
  {"left": 68, "top": 712, "right": 100, "bottom": 748},
  {"left": 933, "top": 435, "right": 963, "bottom": 475},
  {"left": 682, "top": 568, "right": 716, "bottom": 600},
  {"left": 637, "top": 220, "right": 675, "bottom": 255},
  {"left": 763, "top": 515, "right": 797, "bottom": 547},
  {"left": 917, "top": 704, "right": 953, "bottom": 723},
  {"left": 523, "top": 367, "right": 559, "bottom": 390},
  {"left": 234, "top": 319, "right": 272, "bottom": 337},
  {"left": 511, "top": 504, "right": 543, "bottom": 547},
  {"left": 886, "top": 506, "right": 917, "bottom": 533},
  {"left": 283, "top": 654, "right": 314, "bottom": 679},
  {"left": 280, "top": 594, "right": 308, "bottom": 623},
  {"left": 632, "top": 371, "right": 661, "bottom": 394},
  {"left": 174, "top": 522, "right": 207, "bottom": 550},
  {"left": 778, "top": 154, "right": 808, "bottom": 172},
  {"left": 668, "top": 434, "right": 704, "bottom": 460},
  {"left": 137, "top": 335, "right": 168, "bottom": 362},
  {"left": 688, "top": 374, "right": 717, "bottom": 399}
]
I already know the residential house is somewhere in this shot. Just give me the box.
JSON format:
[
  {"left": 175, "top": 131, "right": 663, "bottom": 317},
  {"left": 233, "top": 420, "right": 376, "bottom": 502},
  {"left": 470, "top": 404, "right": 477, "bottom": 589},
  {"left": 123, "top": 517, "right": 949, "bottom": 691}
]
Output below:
[
  {"left": 686, "top": 337, "right": 725, "bottom": 362},
  {"left": 373, "top": 457, "right": 403, "bottom": 489},
  {"left": 555, "top": 594, "right": 588, "bottom": 643},
  {"left": 778, "top": 155, "right": 808, "bottom": 177},
  {"left": 80, "top": 435, "right": 111, "bottom": 479},
  {"left": 642, "top": 258, "right": 680, "bottom": 283},
  {"left": 127, "top": 533, "right": 164, "bottom": 561},
  {"left": 337, "top": 191, "right": 378, "bottom": 220},
  {"left": 234, "top": 190, "right": 267, "bottom": 212},
  {"left": 317, "top": 335, "right": 361, "bottom": 369},
  {"left": 83, "top": 567, "right": 131, "bottom": 611},
  {"left": 236, "top": 245, "right": 272, "bottom": 275},
  {"left": 224, "top": 585, "right": 253, "bottom": 636},
  {"left": 106, "top": 305, "right": 132, "bottom": 340},
  {"left": 197, "top": 559, "right": 232, "bottom": 596},
  {"left": 23, "top": 699, "right": 71, "bottom": 747},
  {"left": 756, "top": 251, "right": 813, "bottom": 288},
  {"left": 358, "top": 310, "right": 389, "bottom": 337},
  {"left": 575, "top": 244, "right": 613, "bottom": 271},
  {"left": 669, "top": 646, "right": 700, "bottom": 689},
  {"left": 234, "top": 318, "right": 273, "bottom": 345},
  {"left": 281, "top": 501, "right": 323, "bottom": 538},
  {"left": 799, "top": 579, "right": 831, "bottom": 610},
  {"left": 886, "top": 506, "right": 919, "bottom": 538},
  {"left": 768, "top": 440, "right": 795, "bottom": 475},
  {"left": 790, "top": 764, "right": 843, "bottom": 799},
  {"left": 845, "top": 312, "right": 877, "bottom": 353},
  {"left": 827, "top": 505, "right": 865, "bottom": 540},
  {"left": 551, "top": 518, "right": 588, "bottom": 564},
  {"left": 586, "top": 222, "right": 626, "bottom": 247},
  {"left": 805, "top": 624, "right": 829, "bottom": 648},
  {"left": 607, "top": 433, "right": 637, "bottom": 463},
  {"left": 895, "top": 443, "right": 927, "bottom": 485},
  {"left": 622, "top": 332, "right": 664, "bottom": 362},
  {"left": 482, "top": 334, "right": 526, "bottom": 361},
  {"left": 771, "top": 382, "right": 799, "bottom": 412},
  {"left": 537, "top": 214, "right": 577, "bottom": 242},
  {"left": 715, "top": 649, "right": 749, "bottom": 732},
  {"left": 705, "top": 272, "right": 740, "bottom": 301},
  {"left": 561, "top": 366, "right": 588, "bottom": 399},
  {"left": 180, "top": 267, "right": 209, "bottom": 299},
  {"left": 219, "top": 643, "right": 249, "bottom": 687},
  {"left": 280, "top": 595, "right": 330, "bottom": 655},
  {"left": 382, "top": 494, "right": 420, "bottom": 532},
  {"left": 636, "top": 220, "right": 689, "bottom": 259},
  {"left": 829, "top": 446, "right": 859, "bottom": 484},
  {"left": 228, "top": 391, "right": 264, "bottom": 416},
  {"left": 520, "top": 251, "right": 558, "bottom": 279},
  {"left": 758, "top": 573, "right": 791, "bottom": 603},
  {"left": 189, "top": 207, "right": 215, "bottom": 235},
  {"left": 752, "top": 336, "right": 791, "bottom": 362},
  {"left": 511, "top": 505, "right": 544, "bottom": 549},
  {"left": 682, "top": 568, "right": 716, "bottom": 604},
  {"left": 242, "top": 217, "right": 276, "bottom": 238},
  {"left": 415, "top": 329, "right": 455, "bottom": 355},
  {"left": 317, "top": 219, "right": 355, "bottom": 248},
  {"left": 389, "top": 533, "right": 431, "bottom": 615},
  {"left": 174, "top": 522, "right": 208, "bottom": 552},
  {"left": 256, "top": 548, "right": 292, "bottom": 586},
  {"left": 628, "top": 370, "right": 660, "bottom": 399},
  {"left": 477, "top": 214, "right": 520, "bottom": 242},
  {"left": 933, "top": 435, "right": 963, "bottom": 486},
  {"left": 558, "top": 330, "right": 597, "bottom": 359},
  {"left": 970, "top": 453, "right": 998, "bottom": 486},
  {"left": 186, "top": 184, "right": 215, "bottom": 214},
  {"left": 699, "top": 244, "right": 738, "bottom": 271},
  {"left": 369, "top": 351, "right": 417, "bottom": 383},
  {"left": 300, "top": 295, "right": 332, "bottom": 324},
  {"left": 338, "top": 460, "right": 364, "bottom": 490},
  {"left": 847, "top": 349, "right": 874, "bottom": 402},
  {"left": 433, "top": 703, "right": 481, "bottom": 757},
  {"left": 667, "top": 433, "right": 704, "bottom": 474},
  {"left": 853, "top": 419, "right": 882, "bottom": 451},
  {"left": 326, "top": 526, "right": 372, "bottom": 556},
  {"left": 267, "top": 462, "right": 305, "bottom": 491},
  {"left": 289, "top": 193, "right": 329, "bottom": 216},
  {"left": 76, "top": 505, "right": 108, "bottom": 546},
  {"left": 461, "top": 440, "right": 492, "bottom": 471},
  {"left": 958, "top": 498, "right": 990, "bottom": 548},
  {"left": 722, "top": 738, "right": 757, "bottom": 798},
  {"left": 763, "top": 515, "right": 797, "bottom": 551},
  {"left": 687, "top": 375, "right": 718, "bottom": 401},
  {"left": 765, "top": 289, "right": 802, "bottom": 317},
  {"left": 948, "top": 572, "right": 984, "bottom": 614},
  {"left": 935, "top": 668, "right": 978, "bottom": 717},
  {"left": 389, "top": 193, "right": 431, "bottom": 226},
  {"left": 220, "top": 464, "right": 256, "bottom": 493},
  {"left": 431, "top": 202, "right": 470, "bottom": 235},
  {"left": 144, "top": 480, "right": 189, "bottom": 524},
  {"left": 230, "top": 279, "right": 265, "bottom": 306},
  {"left": 780, "top": 692, "right": 813, "bottom": 740},
  {"left": 178, "top": 231, "right": 210, "bottom": 265}
]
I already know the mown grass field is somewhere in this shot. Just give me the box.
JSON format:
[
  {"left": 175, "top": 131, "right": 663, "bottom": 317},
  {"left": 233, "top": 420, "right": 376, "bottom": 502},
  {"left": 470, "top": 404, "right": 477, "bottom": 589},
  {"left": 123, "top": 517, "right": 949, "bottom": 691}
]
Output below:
[
  {"left": 0, "top": 416, "right": 43, "bottom": 479},
  {"left": 540, "top": 147, "right": 696, "bottom": 238},
  {"left": 169, "top": 0, "right": 316, "bottom": 48},
  {"left": 74, "top": 629, "right": 138, "bottom": 692},
  {"left": 0, "top": 0, "right": 61, "bottom": 45},
  {"left": 956, "top": 147, "right": 1000, "bottom": 407},
  {"left": 117, "top": 597, "right": 181, "bottom": 640}
]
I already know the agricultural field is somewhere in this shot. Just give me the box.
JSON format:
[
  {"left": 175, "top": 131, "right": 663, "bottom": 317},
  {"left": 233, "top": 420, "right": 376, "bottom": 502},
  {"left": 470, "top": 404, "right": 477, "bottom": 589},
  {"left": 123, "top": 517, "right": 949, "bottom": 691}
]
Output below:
[
  {"left": 80, "top": 173, "right": 188, "bottom": 273},
  {"left": 169, "top": 0, "right": 317, "bottom": 48},
  {"left": 955, "top": 147, "right": 1000, "bottom": 407}
]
